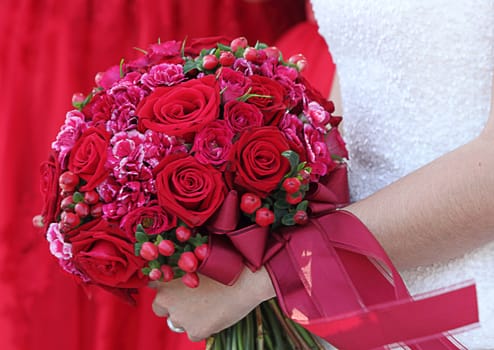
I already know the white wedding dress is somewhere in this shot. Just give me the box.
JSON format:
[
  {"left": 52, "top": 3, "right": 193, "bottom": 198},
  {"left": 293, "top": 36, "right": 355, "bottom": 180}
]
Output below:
[{"left": 311, "top": 0, "right": 494, "bottom": 349}]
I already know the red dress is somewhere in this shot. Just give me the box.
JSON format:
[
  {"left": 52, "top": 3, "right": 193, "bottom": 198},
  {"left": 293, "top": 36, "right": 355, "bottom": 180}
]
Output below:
[{"left": 0, "top": 1, "right": 305, "bottom": 349}]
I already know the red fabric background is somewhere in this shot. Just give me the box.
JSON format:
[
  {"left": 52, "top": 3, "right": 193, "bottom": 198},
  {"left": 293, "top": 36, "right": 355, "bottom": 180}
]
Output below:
[{"left": 0, "top": 0, "right": 335, "bottom": 349}]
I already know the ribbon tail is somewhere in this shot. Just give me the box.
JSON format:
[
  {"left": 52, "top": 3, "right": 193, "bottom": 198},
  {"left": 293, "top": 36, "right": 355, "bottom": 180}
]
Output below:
[{"left": 265, "top": 210, "right": 478, "bottom": 350}]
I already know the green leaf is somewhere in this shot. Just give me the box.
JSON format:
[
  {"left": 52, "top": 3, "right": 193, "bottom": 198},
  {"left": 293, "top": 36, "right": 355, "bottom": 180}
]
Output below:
[
  {"left": 141, "top": 267, "right": 152, "bottom": 275},
  {"left": 296, "top": 200, "right": 309, "bottom": 212},
  {"left": 72, "top": 192, "right": 84, "bottom": 203},
  {"left": 254, "top": 41, "right": 268, "bottom": 50},
  {"left": 134, "top": 242, "right": 143, "bottom": 256},
  {"left": 148, "top": 260, "right": 160, "bottom": 269},
  {"left": 281, "top": 213, "right": 296, "bottom": 226},
  {"left": 135, "top": 231, "right": 149, "bottom": 243},
  {"left": 282, "top": 150, "right": 300, "bottom": 175},
  {"left": 155, "top": 235, "right": 163, "bottom": 244},
  {"left": 136, "top": 224, "right": 145, "bottom": 233},
  {"left": 274, "top": 200, "right": 290, "bottom": 210},
  {"left": 183, "top": 59, "right": 199, "bottom": 74},
  {"left": 217, "top": 43, "right": 232, "bottom": 52}
]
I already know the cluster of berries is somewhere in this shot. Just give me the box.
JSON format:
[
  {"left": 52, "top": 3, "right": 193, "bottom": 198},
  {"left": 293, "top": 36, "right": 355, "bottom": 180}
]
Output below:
[
  {"left": 240, "top": 170, "right": 311, "bottom": 227},
  {"left": 193, "top": 36, "right": 307, "bottom": 73},
  {"left": 57, "top": 171, "right": 103, "bottom": 232},
  {"left": 137, "top": 225, "right": 208, "bottom": 288}
]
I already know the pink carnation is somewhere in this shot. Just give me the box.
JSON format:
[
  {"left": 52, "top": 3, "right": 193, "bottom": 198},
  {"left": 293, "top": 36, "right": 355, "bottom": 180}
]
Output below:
[
  {"left": 141, "top": 63, "right": 185, "bottom": 89},
  {"left": 52, "top": 110, "right": 88, "bottom": 164}
]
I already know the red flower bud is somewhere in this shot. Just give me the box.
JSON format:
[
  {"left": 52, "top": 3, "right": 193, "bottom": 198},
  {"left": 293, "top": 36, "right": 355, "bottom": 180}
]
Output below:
[
  {"left": 140, "top": 242, "right": 159, "bottom": 261},
  {"left": 182, "top": 272, "right": 199, "bottom": 288}
]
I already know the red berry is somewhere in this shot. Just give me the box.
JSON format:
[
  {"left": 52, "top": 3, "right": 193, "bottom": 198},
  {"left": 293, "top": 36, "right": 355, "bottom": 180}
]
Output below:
[
  {"left": 219, "top": 51, "right": 235, "bottom": 66},
  {"left": 60, "top": 196, "right": 75, "bottom": 211},
  {"left": 160, "top": 265, "right": 174, "bottom": 282},
  {"left": 59, "top": 171, "right": 79, "bottom": 192},
  {"left": 178, "top": 252, "right": 198, "bottom": 273},
  {"left": 263, "top": 46, "right": 281, "bottom": 59},
  {"left": 182, "top": 272, "right": 199, "bottom": 288},
  {"left": 74, "top": 202, "right": 90, "bottom": 218},
  {"left": 32, "top": 214, "right": 44, "bottom": 228},
  {"left": 282, "top": 177, "right": 302, "bottom": 194},
  {"left": 72, "top": 93, "right": 85, "bottom": 106},
  {"left": 84, "top": 190, "right": 99, "bottom": 205},
  {"left": 243, "top": 47, "right": 258, "bottom": 62},
  {"left": 240, "top": 193, "right": 262, "bottom": 215},
  {"left": 90, "top": 203, "right": 103, "bottom": 217},
  {"left": 294, "top": 210, "right": 309, "bottom": 225},
  {"left": 194, "top": 244, "right": 209, "bottom": 261},
  {"left": 140, "top": 242, "right": 159, "bottom": 261},
  {"left": 202, "top": 54, "right": 219, "bottom": 70},
  {"left": 288, "top": 53, "right": 308, "bottom": 71},
  {"left": 149, "top": 268, "right": 162, "bottom": 281},
  {"left": 286, "top": 192, "right": 303, "bottom": 205},
  {"left": 158, "top": 240, "right": 175, "bottom": 257},
  {"left": 230, "top": 37, "right": 248, "bottom": 52},
  {"left": 61, "top": 212, "right": 81, "bottom": 229},
  {"left": 175, "top": 226, "right": 191, "bottom": 242},
  {"left": 255, "top": 208, "right": 275, "bottom": 227}
]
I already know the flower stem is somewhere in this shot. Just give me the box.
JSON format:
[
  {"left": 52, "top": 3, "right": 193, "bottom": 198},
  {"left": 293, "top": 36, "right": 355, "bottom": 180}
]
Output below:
[
  {"left": 256, "top": 305, "right": 264, "bottom": 350},
  {"left": 260, "top": 301, "right": 288, "bottom": 349}
]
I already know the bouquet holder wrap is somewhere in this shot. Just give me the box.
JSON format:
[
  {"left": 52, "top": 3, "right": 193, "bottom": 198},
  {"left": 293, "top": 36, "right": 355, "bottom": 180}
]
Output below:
[{"left": 198, "top": 166, "right": 478, "bottom": 349}]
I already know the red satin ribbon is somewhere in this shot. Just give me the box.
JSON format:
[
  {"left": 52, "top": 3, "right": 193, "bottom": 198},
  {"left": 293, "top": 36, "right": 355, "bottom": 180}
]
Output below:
[{"left": 198, "top": 166, "right": 479, "bottom": 348}]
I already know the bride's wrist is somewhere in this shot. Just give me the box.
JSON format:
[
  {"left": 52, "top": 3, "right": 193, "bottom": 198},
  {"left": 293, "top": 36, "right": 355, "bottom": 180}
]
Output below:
[{"left": 236, "top": 266, "right": 276, "bottom": 305}]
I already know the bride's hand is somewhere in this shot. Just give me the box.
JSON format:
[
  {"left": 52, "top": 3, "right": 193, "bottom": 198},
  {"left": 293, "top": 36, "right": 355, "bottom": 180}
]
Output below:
[{"left": 150, "top": 266, "right": 275, "bottom": 341}]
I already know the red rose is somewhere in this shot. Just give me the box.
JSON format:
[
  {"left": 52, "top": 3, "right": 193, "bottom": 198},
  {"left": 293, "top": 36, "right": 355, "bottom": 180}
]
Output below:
[
  {"left": 69, "top": 219, "right": 147, "bottom": 289},
  {"left": 68, "top": 127, "right": 110, "bottom": 191},
  {"left": 246, "top": 75, "right": 287, "bottom": 126},
  {"left": 230, "top": 127, "right": 291, "bottom": 197},
  {"left": 136, "top": 75, "right": 220, "bottom": 141},
  {"left": 39, "top": 151, "right": 61, "bottom": 229},
  {"left": 224, "top": 100, "right": 263, "bottom": 133},
  {"left": 154, "top": 154, "right": 227, "bottom": 227},
  {"left": 120, "top": 202, "right": 177, "bottom": 240}
]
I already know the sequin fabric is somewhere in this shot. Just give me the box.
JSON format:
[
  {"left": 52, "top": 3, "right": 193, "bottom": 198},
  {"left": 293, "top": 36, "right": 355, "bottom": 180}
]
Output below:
[{"left": 312, "top": 0, "right": 494, "bottom": 348}]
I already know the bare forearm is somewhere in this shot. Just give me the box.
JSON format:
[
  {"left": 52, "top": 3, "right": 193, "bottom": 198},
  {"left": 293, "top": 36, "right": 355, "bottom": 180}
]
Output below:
[{"left": 345, "top": 132, "right": 494, "bottom": 270}]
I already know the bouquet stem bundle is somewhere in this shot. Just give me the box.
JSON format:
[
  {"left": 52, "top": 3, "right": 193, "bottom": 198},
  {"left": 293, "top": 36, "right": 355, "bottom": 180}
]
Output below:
[{"left": 206, "top": 300, "right": 325, "bottom": 350}]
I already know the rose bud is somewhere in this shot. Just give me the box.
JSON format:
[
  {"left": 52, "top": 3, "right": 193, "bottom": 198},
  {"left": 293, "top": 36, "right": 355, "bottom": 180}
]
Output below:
[
  {"left": 32, "top": 215, "right": 44, "bottom": 228},
  {"left": 282, "top": 177, "right": 302, "bottom": 194},
  {"left": 90, "top": 203, "right": 103, "bottom": 217},
  {"left": 149, "top": 268, "right": 162, "bottom": 281},
  {"left": 74, "top": 202, "right": 90, "bottom": 218},
  {"left": 161, "top": 265, "right": 174, "bottom": 282},
  {"left": 71, "top": 93, "right": 86, "bottom": 106},
  {"left": 158, "top": 239, "right": 175, "bottom": 257},
  {"left": 194, "top": 244, "right": 209, "bottom": 261},
  {"left": 240, "top": 193, "right": 262, "bottom": 215},
  {"left": 202, "top": 54, "right": 219, "bottom": 70},
  {"left": 286, "top": 192, "right": 303, "bottom": 205},
  {"left": 219, "top": 51, "right": 235, "bottom": 66},
  {"left": 178, "top": 252, "right": 198, "bottom": 273},
  {"left": 255, "top": 208, "right": 275, "bottom": 227},
  {"left": 140, "top": 242, "right": 159, "bottom": 261},
  {"left": 182, "top": 272, "right": 199, "bottom": 288},
  {"left": 84, "top": 190, "right": 100, "bottom": 205},
  {"left": 243, "top": 47, "right": 258, "bottom": 62},
  {"left": 175, "top": 226, "right": 192, "bottom": 242},
  {"left": 59, "top": 171, "right": 79, "bottom": 192},
  {"left": 294, "top": 210, "right": 309, "bottom": 225},
  {"left": 230, "top": 37, "right": 248, "bottom": 52},
  {"left": 60, "top": 196, "right": 75, "bottom": 211},
  {"left": 263, "top": 46, "right": 281, "bottom": 59}
]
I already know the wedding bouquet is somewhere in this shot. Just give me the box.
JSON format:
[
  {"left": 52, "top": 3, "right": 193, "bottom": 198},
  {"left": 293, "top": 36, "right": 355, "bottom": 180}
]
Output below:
[{"left": 35, "top": 36, "right": 348, "bottom": 349}]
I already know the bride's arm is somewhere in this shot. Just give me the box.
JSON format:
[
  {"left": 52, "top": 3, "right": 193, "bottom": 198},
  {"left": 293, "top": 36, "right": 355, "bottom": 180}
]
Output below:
[{"left": 345, "top": 76, "right": 494, "bottom": 269}]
